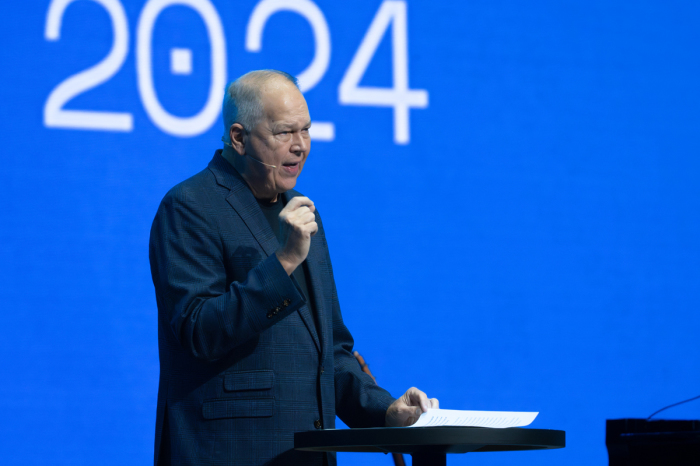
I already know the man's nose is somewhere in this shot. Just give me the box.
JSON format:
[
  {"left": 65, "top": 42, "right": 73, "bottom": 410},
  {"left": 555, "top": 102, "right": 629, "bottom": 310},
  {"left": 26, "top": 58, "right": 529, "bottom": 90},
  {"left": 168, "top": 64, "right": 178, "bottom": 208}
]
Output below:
[{"left": 290, "top": 131, "right": 308, "bottom": 154}]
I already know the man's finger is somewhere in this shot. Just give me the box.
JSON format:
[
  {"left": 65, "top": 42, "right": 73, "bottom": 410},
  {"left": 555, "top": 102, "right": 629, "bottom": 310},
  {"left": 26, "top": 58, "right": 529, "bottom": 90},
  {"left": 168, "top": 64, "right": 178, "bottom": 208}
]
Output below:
[
  {"left": 300, "top": 212, "right": 316, "bottom": 224},
  {"left": 284, "top": 206, "right": 311, "bottom": 219},
  {"left": 285, "top": 196, "right": 314, "bottom": 211},
  {"left": 306, "top": 222, "right": 319, "bottom": 237},
  {"left": 413, "top": 389, "right": 430, "bottom": 412},
  {"left": 430, "top": 398, "right": 439, "bottom": 409},
  {"left": 404, "top": 387, "right": 430, "bottom": 413}
]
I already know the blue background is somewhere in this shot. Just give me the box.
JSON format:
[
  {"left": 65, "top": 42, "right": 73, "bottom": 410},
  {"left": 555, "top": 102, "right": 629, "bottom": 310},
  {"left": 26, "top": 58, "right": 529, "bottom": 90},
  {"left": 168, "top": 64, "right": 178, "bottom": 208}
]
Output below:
[{"left": 1, "top": 1, "right": 699, "bottom": 464}]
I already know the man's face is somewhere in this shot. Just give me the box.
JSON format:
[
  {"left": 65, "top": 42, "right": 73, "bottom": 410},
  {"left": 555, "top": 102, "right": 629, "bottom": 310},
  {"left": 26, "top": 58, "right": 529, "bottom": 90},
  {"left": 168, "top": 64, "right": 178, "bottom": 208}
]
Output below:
[{"left": 241, "top": 81, "right": 311, "bottom": 201}]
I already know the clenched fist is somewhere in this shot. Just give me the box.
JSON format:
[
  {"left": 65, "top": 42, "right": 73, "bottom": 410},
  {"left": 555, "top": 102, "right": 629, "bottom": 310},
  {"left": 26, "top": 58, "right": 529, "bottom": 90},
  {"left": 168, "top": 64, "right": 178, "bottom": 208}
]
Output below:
[{"left": 275, "top": 196, "right": 318, "bottom": 275}]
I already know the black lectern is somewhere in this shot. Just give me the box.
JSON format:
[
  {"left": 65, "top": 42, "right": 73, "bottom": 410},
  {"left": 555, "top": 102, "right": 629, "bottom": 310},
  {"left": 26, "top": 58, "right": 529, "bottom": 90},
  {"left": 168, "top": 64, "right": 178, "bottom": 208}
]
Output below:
[
  {"left": 606, "top": 419, "right": 700, "bottom": 465},
  {"left": 296, "top": 426, "right": 565, "bottom": 466}
]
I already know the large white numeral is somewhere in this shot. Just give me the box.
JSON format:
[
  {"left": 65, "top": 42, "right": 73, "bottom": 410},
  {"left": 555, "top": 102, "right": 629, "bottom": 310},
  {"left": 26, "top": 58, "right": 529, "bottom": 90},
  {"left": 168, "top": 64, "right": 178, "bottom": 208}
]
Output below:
[
  {"left": 246, "top": 0, "right": 329, "bottom": 92},
  {"left": 246, "top": 0, "right": 334, "bottom": 141},
  {"left": 137, "top": 0, "right": 227, "bottom": 137},
  {"left": 339, "top": 1, "right": 427, "bottom": 144},
  {"left": 44, "top": 0, "right": 133, "bottom": 131}
]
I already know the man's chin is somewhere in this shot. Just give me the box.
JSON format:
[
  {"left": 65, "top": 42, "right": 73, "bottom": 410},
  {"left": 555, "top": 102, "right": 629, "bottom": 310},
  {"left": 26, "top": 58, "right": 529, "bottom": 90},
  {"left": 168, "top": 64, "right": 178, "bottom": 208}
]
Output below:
[{"left": 277, "top": 177, "right": 299, "bottom": 193}]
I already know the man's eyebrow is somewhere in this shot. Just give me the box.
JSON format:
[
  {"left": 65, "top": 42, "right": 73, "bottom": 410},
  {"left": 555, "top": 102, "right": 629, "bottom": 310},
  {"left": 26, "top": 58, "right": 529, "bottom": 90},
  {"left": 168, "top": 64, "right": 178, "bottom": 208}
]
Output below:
[{"left": 273, "top": 121, "right": 312, "bottom": 130}]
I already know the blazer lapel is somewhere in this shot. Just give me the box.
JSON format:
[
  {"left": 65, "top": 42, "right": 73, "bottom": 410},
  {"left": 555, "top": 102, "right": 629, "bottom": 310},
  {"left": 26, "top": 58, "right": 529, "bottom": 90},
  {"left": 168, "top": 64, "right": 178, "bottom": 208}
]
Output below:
[
  {"left": 209, "top": 153, "right": 322, "bottom": 353},
  {"left": 283, "top": 191, "right": 327, "bottom": 356},
  {"left": 303, "top": 233, "right": 328, "bottom": 356},
  {"left": 228, "top": 185, "right": 322, "bottom": 353},
  {"left": 225, "top": 182, "right": 280, "bottom": 257},
  {"left": 209, "top": 152, "right": 279, "bottom": 257},
  {"left": 294, "top": 281, "right": 322, "bottom": 354}
]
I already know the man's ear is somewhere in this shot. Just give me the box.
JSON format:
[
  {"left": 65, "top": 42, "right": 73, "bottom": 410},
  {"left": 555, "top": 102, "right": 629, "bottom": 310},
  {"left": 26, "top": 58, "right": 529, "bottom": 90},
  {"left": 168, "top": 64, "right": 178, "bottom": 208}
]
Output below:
[{"left": 229, "top": 123, "right": 246, "bottom": 155}]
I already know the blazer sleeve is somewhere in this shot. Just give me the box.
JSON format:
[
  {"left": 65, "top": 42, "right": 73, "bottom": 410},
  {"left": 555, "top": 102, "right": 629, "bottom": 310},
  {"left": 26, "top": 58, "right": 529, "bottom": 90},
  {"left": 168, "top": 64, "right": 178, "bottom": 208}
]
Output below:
[
  {"left": 315, "top": 216, "right": 396, "bottom": 427},
  {"left": 149, "top": 184, "right": 305, "bottom": 361}
]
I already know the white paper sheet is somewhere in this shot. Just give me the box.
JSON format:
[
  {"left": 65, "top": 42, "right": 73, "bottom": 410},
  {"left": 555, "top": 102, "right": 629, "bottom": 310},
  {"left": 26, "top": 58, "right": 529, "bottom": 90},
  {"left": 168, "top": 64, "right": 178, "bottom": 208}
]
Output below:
[{"left": 408, "top": 409, "right": 538, "bottom": 428}]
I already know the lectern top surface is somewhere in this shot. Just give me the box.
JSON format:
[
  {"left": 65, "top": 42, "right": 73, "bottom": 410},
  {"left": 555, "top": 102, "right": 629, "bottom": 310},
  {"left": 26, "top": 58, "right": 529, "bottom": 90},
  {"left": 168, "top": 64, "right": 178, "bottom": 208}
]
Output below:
[{"left": 295, "top": 427, "right": 565, "bottom": 454}]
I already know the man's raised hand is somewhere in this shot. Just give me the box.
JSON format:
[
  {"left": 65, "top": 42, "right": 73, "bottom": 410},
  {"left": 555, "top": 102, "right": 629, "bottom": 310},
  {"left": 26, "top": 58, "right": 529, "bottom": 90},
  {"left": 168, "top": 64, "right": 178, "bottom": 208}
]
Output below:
[{"left": 275, "top": 196, "right": 318, "bottom": 275}]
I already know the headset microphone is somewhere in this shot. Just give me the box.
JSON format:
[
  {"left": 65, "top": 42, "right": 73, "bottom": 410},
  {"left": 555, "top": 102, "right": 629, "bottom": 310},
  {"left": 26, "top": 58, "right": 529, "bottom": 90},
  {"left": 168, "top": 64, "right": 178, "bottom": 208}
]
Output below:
[{"left": 221, "top": 137, "right": 278, "bottom": 168}]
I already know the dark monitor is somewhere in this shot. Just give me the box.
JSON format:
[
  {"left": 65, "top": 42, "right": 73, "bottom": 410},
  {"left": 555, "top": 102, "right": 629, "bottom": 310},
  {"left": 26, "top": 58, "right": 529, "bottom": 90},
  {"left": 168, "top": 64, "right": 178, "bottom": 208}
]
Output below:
[{"left": 606, "top": 419, "right": 700, "bottom": 465}]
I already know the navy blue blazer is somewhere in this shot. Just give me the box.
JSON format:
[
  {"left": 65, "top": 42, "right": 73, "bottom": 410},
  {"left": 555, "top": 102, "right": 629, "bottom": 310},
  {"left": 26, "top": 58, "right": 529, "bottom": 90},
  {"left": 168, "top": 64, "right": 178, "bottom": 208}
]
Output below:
[{"left": 149, "top": 152, "right": 395, "bottom": 466}]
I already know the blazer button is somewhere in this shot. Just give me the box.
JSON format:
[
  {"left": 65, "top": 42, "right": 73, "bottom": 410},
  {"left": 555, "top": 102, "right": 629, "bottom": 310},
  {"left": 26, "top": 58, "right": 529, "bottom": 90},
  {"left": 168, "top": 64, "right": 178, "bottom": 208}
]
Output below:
[
  {"left": 283, "top": 298, "right": 291, "bottom": 307},
  {"left": 314, "top": 419, "right": 322, "bottom": 429},
  {"left": 273, "top": 306, "right": 281, "bottom": 314},
  {"left": 266, "top": 312, "right": 273, "bottom": 319},
  {"left": 320, "top": 365, "right": 324, "bottom": 374}
]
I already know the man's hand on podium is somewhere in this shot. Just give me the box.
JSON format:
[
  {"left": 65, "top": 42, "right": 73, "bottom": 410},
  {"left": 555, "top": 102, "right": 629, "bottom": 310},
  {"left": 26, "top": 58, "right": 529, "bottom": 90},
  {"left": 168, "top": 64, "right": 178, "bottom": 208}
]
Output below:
[{"left": 385, "top": 387, "right": 439, "bottom": 427}]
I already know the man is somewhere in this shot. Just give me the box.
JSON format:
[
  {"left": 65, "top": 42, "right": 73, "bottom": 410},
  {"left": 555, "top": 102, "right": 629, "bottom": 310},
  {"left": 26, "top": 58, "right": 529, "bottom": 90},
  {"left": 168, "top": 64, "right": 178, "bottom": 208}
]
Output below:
[{"left": 149, "top": 70, "right": 437, "bottom": 465}]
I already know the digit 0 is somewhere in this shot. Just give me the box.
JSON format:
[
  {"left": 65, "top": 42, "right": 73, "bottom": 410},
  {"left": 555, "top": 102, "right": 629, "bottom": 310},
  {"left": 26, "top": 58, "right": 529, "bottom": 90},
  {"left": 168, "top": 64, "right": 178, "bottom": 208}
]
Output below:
[{"left": 136, "top": 0, "right": 227, "bottom": 137}]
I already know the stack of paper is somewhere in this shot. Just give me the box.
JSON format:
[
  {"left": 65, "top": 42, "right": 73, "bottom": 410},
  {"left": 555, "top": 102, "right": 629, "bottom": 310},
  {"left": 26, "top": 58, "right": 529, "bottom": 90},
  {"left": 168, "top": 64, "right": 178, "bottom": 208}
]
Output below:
[{"left": 408, "top": 409, "right": 538, "bottom": 428}]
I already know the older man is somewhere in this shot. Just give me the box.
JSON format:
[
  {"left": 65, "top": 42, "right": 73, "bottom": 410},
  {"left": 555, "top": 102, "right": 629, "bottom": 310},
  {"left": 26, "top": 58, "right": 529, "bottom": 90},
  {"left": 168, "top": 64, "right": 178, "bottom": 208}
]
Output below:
[{"left": 149, "top": 70, "right": 437, "bottom": 466}]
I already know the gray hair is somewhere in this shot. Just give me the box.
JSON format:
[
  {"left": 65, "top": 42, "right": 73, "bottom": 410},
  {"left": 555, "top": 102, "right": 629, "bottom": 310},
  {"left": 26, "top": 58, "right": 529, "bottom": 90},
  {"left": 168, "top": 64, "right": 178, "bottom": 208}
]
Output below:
[{"left": 222, "top": 69, "right": 299, "bottom": 143}]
